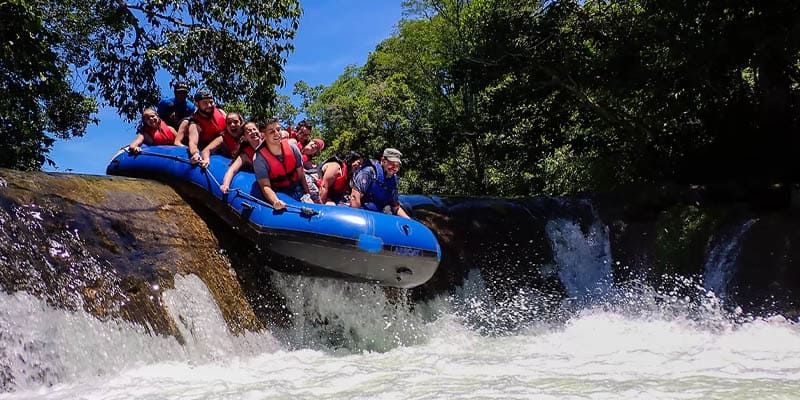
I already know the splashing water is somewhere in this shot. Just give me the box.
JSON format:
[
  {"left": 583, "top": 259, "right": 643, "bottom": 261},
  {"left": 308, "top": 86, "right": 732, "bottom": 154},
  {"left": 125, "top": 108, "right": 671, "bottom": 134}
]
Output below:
[
  {"left": 703, "top": 219, "right": 757, "bottom": 299},
  {"left": 3, "top": 267, "right": 800, "bottom": 400},
  {"left": 2, "top": 207, "right": 800, "bottom": 399},
  {"left": 545, "top": 214, "right": 613, "bottom": 300}
]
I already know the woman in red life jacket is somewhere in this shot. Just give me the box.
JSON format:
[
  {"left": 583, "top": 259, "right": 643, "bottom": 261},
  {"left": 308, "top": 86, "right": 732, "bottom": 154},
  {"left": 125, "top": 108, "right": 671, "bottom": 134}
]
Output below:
[
  {"left": 220, "top": 121, "right": 262, "bottom": 194},
  {"left": 128, "top": 108, "right": 178, "bottom": 154},
  {"left": 317, "top": 151, "right": 364, "bottom": 205},
  {"left": 253, "top": 118, "right": 315, "bottom": 211},
  {"left": 187, "top": 90, "right": 226, "bottom": 165},
  {"left": 197, "top": 112, "right": 244, "bottom": 168},
  {"left": 299, "top": 138, "right": 325, "bottom": 170}
]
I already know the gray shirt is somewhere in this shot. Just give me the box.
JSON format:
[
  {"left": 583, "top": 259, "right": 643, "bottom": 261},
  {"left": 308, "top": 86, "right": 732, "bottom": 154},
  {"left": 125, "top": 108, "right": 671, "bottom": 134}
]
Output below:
[{"left": 253, "top": 143, "right": 303, "bottom": 191}]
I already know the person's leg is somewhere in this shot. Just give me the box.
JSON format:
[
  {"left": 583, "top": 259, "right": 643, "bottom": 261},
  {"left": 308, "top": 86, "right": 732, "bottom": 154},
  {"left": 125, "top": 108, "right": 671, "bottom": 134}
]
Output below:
[{"left": 304, "top": 174, "right": 320, "bottom": 203}]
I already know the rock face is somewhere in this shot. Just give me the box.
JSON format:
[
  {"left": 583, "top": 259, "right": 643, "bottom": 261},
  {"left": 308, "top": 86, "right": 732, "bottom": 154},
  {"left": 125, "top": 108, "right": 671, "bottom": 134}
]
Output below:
[{"left": 0, "top": 168, "right": 274, "bottom": 340}]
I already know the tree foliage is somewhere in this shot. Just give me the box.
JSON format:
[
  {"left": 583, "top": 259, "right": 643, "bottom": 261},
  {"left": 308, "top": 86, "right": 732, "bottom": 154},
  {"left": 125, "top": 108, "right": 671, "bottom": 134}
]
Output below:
[
  {"left": 305, "top": 0, "right": 800, "bottom": 196},
  {"left": 1, "top": 0, "right": 301, "bottom": 170}
]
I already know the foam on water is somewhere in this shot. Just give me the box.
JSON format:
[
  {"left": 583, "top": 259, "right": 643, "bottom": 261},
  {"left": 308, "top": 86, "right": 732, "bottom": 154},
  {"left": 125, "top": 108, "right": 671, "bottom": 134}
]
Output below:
[
  {"left": 3, "top": 203, "right": 800, "bottom": 399},
  {"left": 5, "top": 288, "right": 799, "bottom": 400},
  {"left": 0, "top": 274, "right": 277, "bottom": 392}
]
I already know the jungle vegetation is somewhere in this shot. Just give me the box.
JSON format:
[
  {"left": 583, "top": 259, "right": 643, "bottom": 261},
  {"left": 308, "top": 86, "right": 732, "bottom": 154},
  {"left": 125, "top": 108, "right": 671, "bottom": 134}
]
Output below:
[{"left": 3, "top": 0, "right": 800, "bottom": 198}]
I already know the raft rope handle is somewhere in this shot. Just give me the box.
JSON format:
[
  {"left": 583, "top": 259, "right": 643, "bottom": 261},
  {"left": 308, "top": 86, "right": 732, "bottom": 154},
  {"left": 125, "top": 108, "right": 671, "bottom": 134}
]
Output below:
[{"left": 131, "top": 147, "right": 318, "bottom": 216}]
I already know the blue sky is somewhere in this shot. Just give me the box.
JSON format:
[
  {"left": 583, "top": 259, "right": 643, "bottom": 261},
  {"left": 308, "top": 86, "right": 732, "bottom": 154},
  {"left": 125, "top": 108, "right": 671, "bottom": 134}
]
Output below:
[{"left": 45, "top": 0, "right": 403, "bottom": 175}]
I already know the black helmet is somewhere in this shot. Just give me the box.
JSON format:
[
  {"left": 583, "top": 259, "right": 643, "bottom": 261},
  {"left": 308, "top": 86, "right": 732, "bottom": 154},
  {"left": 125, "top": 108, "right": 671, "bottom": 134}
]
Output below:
[{"left": 193, "top": 89, "right": 213, "bottom": 102}]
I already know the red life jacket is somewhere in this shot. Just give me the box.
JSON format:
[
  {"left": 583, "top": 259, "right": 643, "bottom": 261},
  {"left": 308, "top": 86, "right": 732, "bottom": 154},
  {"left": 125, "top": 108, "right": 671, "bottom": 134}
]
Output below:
[
  {"left": 192, "top": 108, "right": 226, "bottom": 146},
  {"left": 317, "top": 159, "right": 349, "bottom": 195},
  {"left": 240, "top": 144, "right": 256, "bottom": 166},
  {"left": 142, "top": 120, "right": 175, "bottom": 145},
  {"left": 258, "top": 140, "right": 299, "bottom": 189},
  {"left": 221, "top": 130, "right": 242, "bottom": 158}
]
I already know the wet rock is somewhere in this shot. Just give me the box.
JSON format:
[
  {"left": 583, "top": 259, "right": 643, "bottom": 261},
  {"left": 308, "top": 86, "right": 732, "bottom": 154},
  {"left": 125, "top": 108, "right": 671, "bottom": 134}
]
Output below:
[{"left": 0, "top": 168, "right": 264, "bottom": 340}]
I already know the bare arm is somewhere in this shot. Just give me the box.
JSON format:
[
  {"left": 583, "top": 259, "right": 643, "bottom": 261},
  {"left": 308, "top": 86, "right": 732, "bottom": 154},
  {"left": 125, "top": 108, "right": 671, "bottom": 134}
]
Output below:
[
  {"left": 200, "top": 136, "right": 224, "bottom": 167},
  {"left": 128, "top": 134, "right": 145, "bottom": 154},
  {"left": 350, "top": 188, "right": 363, "bottom": 209},
  {"left": 187, "top": 123, "right": 202, "bottom": 163},
  {"left": 297, "top": 166, "right": 314, "bottom": 202},
  {"left": 318, "top": 163, "right": 341, "bottom": 204},
  {"left": 393, "top": 205, "right": 411, "bottom": 219},
  {"left": 174, "top": 120, "right": 189, "bottom": 146},
  {"left": 220, "top": 156, "right": 243, "bottom": 194},
  {"left": 257, "top": 177, "right": 286, "bottom": 211}
]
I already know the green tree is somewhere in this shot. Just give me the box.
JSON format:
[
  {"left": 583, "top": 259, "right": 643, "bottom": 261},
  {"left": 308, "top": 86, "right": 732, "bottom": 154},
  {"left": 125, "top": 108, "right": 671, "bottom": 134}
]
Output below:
[{"left": 1, "top": 0, "right": 301, "bottom": 170}]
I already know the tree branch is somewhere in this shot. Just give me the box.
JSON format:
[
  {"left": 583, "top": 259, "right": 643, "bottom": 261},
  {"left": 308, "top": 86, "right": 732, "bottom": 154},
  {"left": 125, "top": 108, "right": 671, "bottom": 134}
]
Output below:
[{"left": 125, "top": 3, "right": 202, "bottom": 29}]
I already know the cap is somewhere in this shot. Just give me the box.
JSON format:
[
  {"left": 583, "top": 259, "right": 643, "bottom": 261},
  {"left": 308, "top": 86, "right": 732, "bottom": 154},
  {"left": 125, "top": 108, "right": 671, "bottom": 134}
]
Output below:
[
  {"left": 193, "top": 89, "right": 213, "bottom": 102},
  {"left": 312, "top": 138, "right": 325, "bottom": 152},
  {"left": 382, "top": 148, "right": 402, "bottom": 163},
  {"left": 174, "top": 82, "right": 190, "bottom": 92}
]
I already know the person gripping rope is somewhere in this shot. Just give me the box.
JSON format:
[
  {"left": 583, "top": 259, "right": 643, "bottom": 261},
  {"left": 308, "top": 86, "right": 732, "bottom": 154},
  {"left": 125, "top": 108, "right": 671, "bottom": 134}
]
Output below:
[
  {"left": 128, "top": 108, "right": 178, "bottom": 154},
  {"left": 350, "top": 148, "right": 410, "bottom": 219},
  {"left": 252, "top": 119, "right": 316, "bottom": 210}
]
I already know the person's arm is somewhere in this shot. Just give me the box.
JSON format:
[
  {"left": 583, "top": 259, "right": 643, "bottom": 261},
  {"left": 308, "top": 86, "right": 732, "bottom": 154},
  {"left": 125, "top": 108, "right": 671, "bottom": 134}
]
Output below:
[
  {"left": 200, "top": 136, "right": 224, "bottom": 167},
  {"left": 349, "top": 168, "right": 371, "bottom": 209},
  {"left": 318, "top": 163, "right": 340, "bottom": 204},
  {"left": 128, "top": 133, "right": 145, "bottom": 154},
  {"left": 174, "top": 119, "right": 189, "bottom": 146},
  {"left": 393, "top": 205, "right": 411, "bottom": 219},
  {"left": 390, "top": 187, "right": 410, "bottom": 219},
  {"left": 220, "top": 156, "right": 243, "bottom": 194},
  {"left": 187, "top": 123, "right": 203, "bottom": 163},
  {"left": 349, "top": 188, "right": 363, "bottom": 209},
  {"left": 257, "top": 178, "right": 286, "bottom": 211},
  {"left": 254, "top": 153, "right": 286, "bottom": 210},
  {"left": 290, "top": 145, "right": 315, "bottom": 202}
]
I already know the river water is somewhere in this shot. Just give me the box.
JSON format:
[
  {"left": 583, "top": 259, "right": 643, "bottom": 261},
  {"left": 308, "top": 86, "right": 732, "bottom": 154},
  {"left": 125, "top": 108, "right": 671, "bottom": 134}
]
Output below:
[
  {"left": 2, "top": 210, "right": 799, "bottom": 399},
  {"left": 2, "top": 269, "right": 799, "bottom": 400}
]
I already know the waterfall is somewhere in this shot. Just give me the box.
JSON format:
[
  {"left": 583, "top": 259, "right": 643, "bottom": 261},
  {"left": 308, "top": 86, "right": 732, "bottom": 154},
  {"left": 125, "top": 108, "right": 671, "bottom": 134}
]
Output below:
[
  {"left": 544, "top": 205, "right": 613, "bottom": 300},
  {"left": 703, "top": 219, "right": 757, "bottom": 299},
  {"left": 268, "top": 272, "right": 431, "bottom": 352},
  {"left": 0, "top": 274, "right": 276, "bottom": 391}
]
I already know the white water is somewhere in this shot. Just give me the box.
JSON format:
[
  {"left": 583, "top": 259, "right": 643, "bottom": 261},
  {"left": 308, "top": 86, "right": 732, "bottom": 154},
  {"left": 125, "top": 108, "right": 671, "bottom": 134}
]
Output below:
[
  {"left": 2, "top": 271, "right": 800, "bottom": 400},
  {"left": 703, "top": 219, "right": 757, "bottom": 299},
  {"left": 3, "top": 212, "right": 800, "bottom": 399}
]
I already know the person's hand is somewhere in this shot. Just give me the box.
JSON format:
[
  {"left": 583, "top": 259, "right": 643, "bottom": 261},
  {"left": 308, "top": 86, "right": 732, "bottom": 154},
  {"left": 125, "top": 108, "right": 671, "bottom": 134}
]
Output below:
[
  {"left": 273, "top": 199, "right": 287, "bottom": 211},
  {"left": 199, "top": 157, "right": 210, "bottom": 168},
  {"left": 220, "top": 184, "right": 229, "bottom": 194},
  {"left": 129, "top": 146, "right": 141, "bottom": 154},
  {"left": 190, "top": 152, "right": 202, "bottom": 164}
]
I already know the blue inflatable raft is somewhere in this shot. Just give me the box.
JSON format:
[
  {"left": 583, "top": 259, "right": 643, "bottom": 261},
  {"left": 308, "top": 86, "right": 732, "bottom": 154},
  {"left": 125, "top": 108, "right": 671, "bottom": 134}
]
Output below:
[{"left": 106, "top": 145, "right": 441, "bottom": 288}]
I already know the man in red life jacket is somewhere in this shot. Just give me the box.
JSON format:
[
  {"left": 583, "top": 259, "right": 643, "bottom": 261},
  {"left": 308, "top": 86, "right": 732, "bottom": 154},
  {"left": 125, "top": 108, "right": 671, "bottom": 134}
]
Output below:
[
  {"left": 187, "top": 90, "right": 226, "bottom": 165},
  {"left": 253, "top": 118, "right": 315, "bottom": 211}
]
